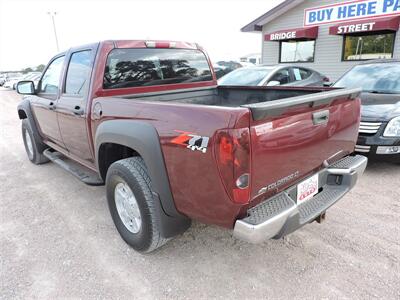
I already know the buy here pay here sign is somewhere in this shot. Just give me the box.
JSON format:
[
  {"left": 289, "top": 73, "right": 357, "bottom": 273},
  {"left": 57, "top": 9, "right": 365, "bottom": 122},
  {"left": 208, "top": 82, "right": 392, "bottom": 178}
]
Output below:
[{"left": 304, "top": 0, "right": 400, "bottom": 26}]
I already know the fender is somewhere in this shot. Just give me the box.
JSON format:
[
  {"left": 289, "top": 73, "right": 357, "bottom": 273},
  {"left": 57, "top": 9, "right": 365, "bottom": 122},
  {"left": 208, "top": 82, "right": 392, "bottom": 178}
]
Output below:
[
  {"left": 17, "top": 98, "right": 47, "bottom": 153},
  {"left": 95, "top": 120, "right": 191, "bottom": 238}
]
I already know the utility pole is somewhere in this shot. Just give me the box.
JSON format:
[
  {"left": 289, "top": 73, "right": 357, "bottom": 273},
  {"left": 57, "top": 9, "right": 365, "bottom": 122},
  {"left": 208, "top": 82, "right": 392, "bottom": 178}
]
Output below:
[{"left": 47, "top": 12, "right": 59, "bottom": 52}]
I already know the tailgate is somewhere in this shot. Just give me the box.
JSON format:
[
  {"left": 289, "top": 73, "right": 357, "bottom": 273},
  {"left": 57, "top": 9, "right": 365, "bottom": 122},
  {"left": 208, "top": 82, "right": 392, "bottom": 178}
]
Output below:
[{"left": 243, "top": 88, "right": 361, "bottom": 200}]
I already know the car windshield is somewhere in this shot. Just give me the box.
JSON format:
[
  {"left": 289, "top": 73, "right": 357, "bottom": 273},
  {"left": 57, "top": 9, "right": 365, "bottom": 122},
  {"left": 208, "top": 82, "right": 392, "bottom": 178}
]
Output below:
[
  {"left": 334, "top": 62, "right": 400, "bottom": 94},
  {"left": 218, "top": 67, "right": 274, "bottom": 86}
]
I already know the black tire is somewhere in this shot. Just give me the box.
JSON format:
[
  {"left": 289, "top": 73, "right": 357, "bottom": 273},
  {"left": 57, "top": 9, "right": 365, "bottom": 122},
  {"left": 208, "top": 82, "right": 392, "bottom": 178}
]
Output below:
[
  {"left": 21, "top": 119, "right": 49, "bottom": 165},
  {"left": 106, "top": 157, "right": 168, "bottom": 253}
]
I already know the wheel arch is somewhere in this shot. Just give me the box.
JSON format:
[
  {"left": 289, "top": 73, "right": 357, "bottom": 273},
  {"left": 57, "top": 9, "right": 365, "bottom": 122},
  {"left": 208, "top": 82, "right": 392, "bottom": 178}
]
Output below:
[
  {"left": 95, "top": 120, "right": 191, "bottom": 238},
  {"left": 18, "top": 109, "right": 27, "bottom": 119},
  {"left": 17, "top": 99, "right": 32, "bottom": 120},
  {"left": 17, "top": 99, "right": 47, "bottom": 152}
]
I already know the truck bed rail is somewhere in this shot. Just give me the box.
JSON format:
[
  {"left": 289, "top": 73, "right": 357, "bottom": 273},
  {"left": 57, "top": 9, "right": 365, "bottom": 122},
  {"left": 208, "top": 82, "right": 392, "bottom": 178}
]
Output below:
[{"left": 242, "top": 88, "right": 361, "bottom": 120}]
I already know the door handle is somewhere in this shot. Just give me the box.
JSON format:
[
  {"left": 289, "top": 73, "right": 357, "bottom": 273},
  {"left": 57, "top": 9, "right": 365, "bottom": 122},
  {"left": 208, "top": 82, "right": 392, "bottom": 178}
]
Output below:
[
  {"left": 49, "top": 102, "right": 56, "bottom": 110},
  {"left": 73, "top": 105, "right": 84, "bottom": 116},
  {"left": 313, "top": 110, "right": 329, "bottom": 125}
]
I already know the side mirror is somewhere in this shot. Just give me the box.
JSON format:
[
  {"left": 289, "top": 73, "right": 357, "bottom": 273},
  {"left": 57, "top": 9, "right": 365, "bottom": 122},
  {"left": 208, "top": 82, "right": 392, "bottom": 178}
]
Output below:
[
  {"left": 266, "top": 80, "right": 280, "bottom": 87},
  {"left": 17, "top": 81, "right": 35, "bottom": 95},
  {"left": 323, "top": 82, "right": 332, "bottom": 87}
]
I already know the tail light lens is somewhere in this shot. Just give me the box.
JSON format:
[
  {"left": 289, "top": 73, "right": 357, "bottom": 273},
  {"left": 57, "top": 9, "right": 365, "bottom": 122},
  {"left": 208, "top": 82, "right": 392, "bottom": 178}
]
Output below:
[{"left": 215, "top": 128, "right": 251, "bottom": 204}]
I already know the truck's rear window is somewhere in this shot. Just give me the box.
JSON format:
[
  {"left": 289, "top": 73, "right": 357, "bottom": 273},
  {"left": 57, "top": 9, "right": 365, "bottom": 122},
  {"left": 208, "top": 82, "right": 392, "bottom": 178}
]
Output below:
[{"left": 103, "top": 48, "right": 213, "bottom": 89}]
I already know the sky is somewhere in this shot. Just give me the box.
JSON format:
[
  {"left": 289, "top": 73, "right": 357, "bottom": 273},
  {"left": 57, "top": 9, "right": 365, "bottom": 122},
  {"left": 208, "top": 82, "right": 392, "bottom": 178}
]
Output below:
[{"left": 0, "top": 0, "right": 284, "bottom": 71}]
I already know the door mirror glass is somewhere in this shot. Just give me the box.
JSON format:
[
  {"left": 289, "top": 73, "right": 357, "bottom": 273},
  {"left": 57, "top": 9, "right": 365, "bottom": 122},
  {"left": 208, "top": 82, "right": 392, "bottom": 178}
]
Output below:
[
  {"left": 266, "top": 80, "right": 281, "bottom": 87},
  {"left": 17, "top": 81, "right": 35, "bottom": 94}
]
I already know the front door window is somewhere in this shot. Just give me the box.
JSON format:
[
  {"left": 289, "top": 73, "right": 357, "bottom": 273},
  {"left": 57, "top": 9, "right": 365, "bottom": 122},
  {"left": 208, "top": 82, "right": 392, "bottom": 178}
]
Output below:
[{"left": 38, "top": 56, "right": 65, "bottom": 97}]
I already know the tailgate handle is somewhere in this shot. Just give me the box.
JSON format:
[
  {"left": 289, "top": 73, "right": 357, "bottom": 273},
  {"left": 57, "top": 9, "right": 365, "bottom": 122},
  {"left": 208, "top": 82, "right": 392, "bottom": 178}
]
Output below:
[{"left": 313, "top": 110, "right": 329, "bottom": 125}]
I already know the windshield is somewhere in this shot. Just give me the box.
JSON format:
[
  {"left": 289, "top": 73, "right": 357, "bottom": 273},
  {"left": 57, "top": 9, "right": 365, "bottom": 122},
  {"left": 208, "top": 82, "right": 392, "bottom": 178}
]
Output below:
[
  {"left": 334, "top": 63, "right": 400, "bottom": 94},
  {"left": 218, "top": 67, "right": 274, "bottom": 86}
]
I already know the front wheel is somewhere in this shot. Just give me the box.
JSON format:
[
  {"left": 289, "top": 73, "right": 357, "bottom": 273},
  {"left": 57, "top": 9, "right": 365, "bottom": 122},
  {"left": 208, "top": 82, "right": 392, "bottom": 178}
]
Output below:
[
  {"left": 106, "top": 157, "right": 168, "bottom": 253},
  {"left": 21, "top": 120, "right": 49, "bottom": 165}
]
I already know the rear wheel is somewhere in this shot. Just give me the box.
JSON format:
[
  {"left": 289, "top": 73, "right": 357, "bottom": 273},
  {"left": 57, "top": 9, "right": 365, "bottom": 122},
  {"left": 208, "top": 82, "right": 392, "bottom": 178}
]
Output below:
[
  {"left": 21, "top": 119, "right": 49, "bottom": 165},
  {"left": 106, "top": 157, "right": 168, "bottom": 253}
]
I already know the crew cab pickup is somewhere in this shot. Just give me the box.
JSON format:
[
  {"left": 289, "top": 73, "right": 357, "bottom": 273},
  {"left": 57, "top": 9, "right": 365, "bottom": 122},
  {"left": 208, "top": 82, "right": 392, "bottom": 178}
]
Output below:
[{"left": 17, "top": 40, "right": 367, "bottom": 253}]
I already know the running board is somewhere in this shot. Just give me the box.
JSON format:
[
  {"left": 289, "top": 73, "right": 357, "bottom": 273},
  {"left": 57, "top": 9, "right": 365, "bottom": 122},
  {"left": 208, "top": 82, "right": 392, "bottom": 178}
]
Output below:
[{"left": 43, "top": 149, "right": 104, "bottom": 186}]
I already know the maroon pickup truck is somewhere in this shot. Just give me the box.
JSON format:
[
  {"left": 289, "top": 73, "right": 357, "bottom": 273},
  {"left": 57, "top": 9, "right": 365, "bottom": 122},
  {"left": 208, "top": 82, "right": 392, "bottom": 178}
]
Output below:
[{"left": 17, "top": 40, "right": 367, "bottom": 253}]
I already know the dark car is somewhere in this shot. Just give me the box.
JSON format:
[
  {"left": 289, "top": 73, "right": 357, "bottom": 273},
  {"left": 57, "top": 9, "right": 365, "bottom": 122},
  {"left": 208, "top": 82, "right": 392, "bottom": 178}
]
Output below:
[
  {"left": 218, "top": 65, "right": 329, "bottom": 87},
  {"left": 213, "top": 61, "right": 244, "bottom": 79},
  {"left": 333, "top": 59, "right": 400, "bottom": 162}
]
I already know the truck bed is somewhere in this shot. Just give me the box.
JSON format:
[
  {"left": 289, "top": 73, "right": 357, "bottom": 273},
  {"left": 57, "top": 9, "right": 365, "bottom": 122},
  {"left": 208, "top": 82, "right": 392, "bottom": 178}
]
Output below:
[
  {"left": 94, "top": 85, "right": 361, "bottom": 227},
  {"left": 115, "top": 85, "right": 329, "bottom": 107}
]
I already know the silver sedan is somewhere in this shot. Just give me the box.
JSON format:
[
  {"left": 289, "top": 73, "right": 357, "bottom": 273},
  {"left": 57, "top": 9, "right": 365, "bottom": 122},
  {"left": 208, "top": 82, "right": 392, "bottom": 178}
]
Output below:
[{"left": 218, "top": 65, "right": 329, "bottom": 87}]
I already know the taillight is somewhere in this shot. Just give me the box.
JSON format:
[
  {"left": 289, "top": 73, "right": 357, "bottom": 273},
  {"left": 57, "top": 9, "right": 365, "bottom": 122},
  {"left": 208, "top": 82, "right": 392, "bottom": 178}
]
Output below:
[{"left": 215, "top": 128, "right": 251, "bottom": 204}]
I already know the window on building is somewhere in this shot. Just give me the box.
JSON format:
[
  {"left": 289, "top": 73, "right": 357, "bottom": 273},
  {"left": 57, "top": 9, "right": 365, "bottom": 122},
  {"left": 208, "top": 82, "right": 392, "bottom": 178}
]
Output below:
[
  {"left": 280, "top": 40, "right": 315, "bottom": 63},
  {"left": 103, "top": 48, "right": 213, "bottom": 89},
  {"left": 343, "top": 32, "right": 395, "bottom": 61},
  {"left": 65, "top": 50, "right": 92, "bottom": 95}
]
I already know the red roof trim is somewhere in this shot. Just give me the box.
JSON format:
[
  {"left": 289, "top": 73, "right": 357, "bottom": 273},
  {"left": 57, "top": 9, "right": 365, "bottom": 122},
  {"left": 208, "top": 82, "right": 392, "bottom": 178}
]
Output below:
[
  {"left": 329, "top": 16, "right": 400, "bottom": 35},
  {"left": 264, "top": 26, "right": 319, "bottom": 41}
]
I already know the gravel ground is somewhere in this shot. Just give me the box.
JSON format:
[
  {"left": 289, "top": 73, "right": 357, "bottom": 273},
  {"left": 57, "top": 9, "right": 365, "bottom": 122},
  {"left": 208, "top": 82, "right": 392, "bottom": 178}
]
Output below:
[{"left": 1, "top": 88, "right": 399, "bottom": 299}]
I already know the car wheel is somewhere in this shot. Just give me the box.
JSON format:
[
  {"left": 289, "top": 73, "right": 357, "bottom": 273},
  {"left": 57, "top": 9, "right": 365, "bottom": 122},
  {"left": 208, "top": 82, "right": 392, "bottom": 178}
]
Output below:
[
  {"left": 21, "top": 119, "right": 49, "bottom": 164},
  {"left": 106, "top": 157, "right": 168, "bottom": 253}
]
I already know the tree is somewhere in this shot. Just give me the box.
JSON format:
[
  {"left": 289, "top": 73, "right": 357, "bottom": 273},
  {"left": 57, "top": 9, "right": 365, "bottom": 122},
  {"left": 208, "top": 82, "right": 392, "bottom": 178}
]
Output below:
[
  {"left": 22, "top": 67, "right": 33, "bottom": 74},
  {"left": 35, "top": 64, "right": 46, "bottom": 72}
]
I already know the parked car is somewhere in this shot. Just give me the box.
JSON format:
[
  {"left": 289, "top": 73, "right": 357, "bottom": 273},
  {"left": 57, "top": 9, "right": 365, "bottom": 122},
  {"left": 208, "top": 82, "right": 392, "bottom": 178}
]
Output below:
[
  {"left": 213, "top": 60, "right": 244, "bottom": 79},
  {"left": 3, "top": 76, "right": 22, "bottom": 89},
  {"left": 213, "top": 64, "right": 231, "bottom": 79},
  {"left": 17, "top": 40, "right": 366, "bottom": 253},
  {"left": 13, "top": 72, "right": 42, "bottom": 89},
  {"left": 333, "top": 59, "right": 400, "bottom": 162},
  {"left": 218, "top": 65, "right": 329, "bottom": 87},
  {"left": 0, "top": 74, "right": 7, "bottom": 86}
]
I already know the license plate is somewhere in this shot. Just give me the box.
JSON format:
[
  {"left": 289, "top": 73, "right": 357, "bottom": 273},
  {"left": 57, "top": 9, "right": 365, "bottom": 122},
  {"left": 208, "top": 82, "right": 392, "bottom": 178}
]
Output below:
[{"left": 297, "top": 174, "right": 319, "bottom": 203}]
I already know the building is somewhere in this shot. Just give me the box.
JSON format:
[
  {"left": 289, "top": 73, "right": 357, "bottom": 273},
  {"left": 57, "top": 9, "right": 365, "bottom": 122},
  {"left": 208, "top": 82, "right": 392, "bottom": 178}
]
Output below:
[{"left": 242, "top": 0, "right": 400, "bottom": 81}]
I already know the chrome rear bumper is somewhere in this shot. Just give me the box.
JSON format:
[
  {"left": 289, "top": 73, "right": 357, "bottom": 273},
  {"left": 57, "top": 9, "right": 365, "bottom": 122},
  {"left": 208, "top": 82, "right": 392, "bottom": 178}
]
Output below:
[{"left": 233, "top": 155, "right": 367, "bottom": 244}]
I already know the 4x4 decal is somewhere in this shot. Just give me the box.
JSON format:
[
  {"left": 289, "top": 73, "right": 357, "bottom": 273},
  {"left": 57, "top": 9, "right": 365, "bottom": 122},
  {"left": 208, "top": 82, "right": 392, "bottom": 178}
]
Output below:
[{"left": 171, "top": 130, "right": 209, "bottom": 153}]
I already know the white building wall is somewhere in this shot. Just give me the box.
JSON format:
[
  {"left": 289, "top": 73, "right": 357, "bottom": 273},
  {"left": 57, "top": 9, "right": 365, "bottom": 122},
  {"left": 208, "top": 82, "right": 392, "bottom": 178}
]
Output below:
[{"left": 261, "top": 0, "right": 400, "bottom": 81}]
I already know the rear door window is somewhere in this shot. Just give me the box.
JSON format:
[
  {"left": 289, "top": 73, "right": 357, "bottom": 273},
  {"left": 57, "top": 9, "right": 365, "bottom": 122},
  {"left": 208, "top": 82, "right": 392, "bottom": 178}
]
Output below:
[
  {"left": 65, "top": 50, "right": 92, "bottom": 96},
  {"left": 292, "top": 67, "right": 313, "bottom": 81},
  {"left": 300, "top": 68, "right": 313, "bottom": 80},
  {"left": 269, "top": 68, "right": 291, "bottom": 85},
  {"left": 103, "top": 48, "right": 213, "bottom": 89}
]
